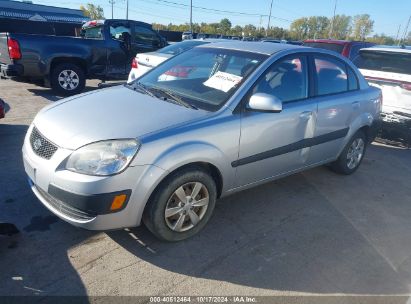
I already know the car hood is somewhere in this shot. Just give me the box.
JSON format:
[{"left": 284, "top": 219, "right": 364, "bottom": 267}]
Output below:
[{"left": 34, "top": 85, "right": 209, "bottom": 150}]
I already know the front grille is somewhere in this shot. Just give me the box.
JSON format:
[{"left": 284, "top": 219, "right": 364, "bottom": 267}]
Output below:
[
  {"left": 30, "top": 127, "right": 58, "bottom": 160},
  {"left": 35, "top": 186, "right": 96, "bottom": 221}
]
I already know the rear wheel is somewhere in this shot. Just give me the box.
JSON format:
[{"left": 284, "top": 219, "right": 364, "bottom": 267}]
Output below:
[
  {"left": 330, "top": 131, "right": 366, "bottom": 175},
  {"left": 143, "top": 167, "right": 217, "bottom": 242},
  {"left": 51, "top": 63, "right": 85, "bottom": 96}
]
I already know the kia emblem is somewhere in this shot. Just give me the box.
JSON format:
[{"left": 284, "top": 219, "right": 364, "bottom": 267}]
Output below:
[{"left": 33, "top": 138, "right": 42, "bottom": 151}]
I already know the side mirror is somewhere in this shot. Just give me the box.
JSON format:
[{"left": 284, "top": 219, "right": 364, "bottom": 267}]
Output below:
[{"left": 247, "top": 93, "right": 282, "bottom": 113}]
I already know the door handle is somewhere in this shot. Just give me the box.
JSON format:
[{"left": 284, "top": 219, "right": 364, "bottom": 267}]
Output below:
[
  {"left": 352, "top": 101, "right": 360, "bottom": 109},
  {"left": 300, "top": 111, "right": 312, "bottom": 119}
]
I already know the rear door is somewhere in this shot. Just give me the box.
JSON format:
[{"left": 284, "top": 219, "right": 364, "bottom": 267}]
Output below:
[
  {"left": 308, "top": 54, "right": 361, "bottom": 164},
  {"left": 235, "top": 54, "right": 318, "bottom": 187},
  {"left": 131, "top": 25, "right": 162, "bottom": 54}
]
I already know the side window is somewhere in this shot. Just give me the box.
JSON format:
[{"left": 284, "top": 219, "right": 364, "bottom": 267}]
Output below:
[
  {"left": 314, "top": 56, "right": 348, "bottom": 96},
  {"left": 134, "top": 25, "right": 160, "bottom": 45},
  {"left": 347, "top": 66, "right": 359, "bottom": 91},
  {"left": 109, "top": 23, "right": 131, "bottom": 42},
  {"left": 252, "top": 56, "right": 308, "bottom": 103}
]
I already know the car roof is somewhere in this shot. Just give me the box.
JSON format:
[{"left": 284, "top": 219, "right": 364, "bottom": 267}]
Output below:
[
  {"left": 360, "top": 45, "right": 411, "bottom": 54},
  {"left": 198, "top": 41, "right": 303, "bottom": 55}
]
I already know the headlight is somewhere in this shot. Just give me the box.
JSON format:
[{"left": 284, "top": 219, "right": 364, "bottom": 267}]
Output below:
[{"left": 66, "top": 139, "right": 140, "bottom": 176}]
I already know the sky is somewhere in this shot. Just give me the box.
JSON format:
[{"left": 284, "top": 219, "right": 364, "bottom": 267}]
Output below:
[{"left": 33, "top": 0, "right": 411, "bottom": 37}]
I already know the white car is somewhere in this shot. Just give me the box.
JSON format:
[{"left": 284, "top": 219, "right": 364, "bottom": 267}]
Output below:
[
  {"left": 127, "top": 39, "right": 222, "bottom": 83},
  {"left": 354, "top": 46, "right": 411, "bottom": 145}
]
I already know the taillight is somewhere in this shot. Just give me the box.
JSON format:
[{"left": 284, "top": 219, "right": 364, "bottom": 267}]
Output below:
[
  {"left": 7, "top": 37, "right": 21, "bottom": 60},
  {"left": 131, "top": 58, "right": 138, "bottom": 69},
  {"left": 341, "top": 46, "right": 350, "bottom": 58},
  {"left": 401, "top": 83, "right": 411, "bottom": 91}
]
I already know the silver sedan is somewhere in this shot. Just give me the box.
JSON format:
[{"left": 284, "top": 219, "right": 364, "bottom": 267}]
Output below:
[{"left": 23, "top": 42, "right": 382, "bottom": 241}]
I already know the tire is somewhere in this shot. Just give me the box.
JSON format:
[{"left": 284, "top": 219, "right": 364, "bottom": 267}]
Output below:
[
  {"left": 50, "top": 63, "right": 85, "bottom": 96},
  {"left": 330, "top": 130, "right": 367, "bottom": 175},
  {"left": 143, "top": 166, "right": 217, "bottom": 242}
]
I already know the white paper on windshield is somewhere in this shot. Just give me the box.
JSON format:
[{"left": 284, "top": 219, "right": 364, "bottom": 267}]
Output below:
[{"left": 203, "top": 71, "right": 243, "bottom": 93}]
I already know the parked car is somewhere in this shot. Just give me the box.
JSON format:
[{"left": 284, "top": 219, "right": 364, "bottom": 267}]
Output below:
[
  {"left": 182, "top": 31, "right": 193, "bottom": 40},
  {"left": 23, "top": 42, "right": 381, "bottom": 241},
  {"left": 128, "top": 39, "right": 222, "bottom": 82},
  {"left": 354, "top": 46, "right": 411, "bottom": 146},
  {"left": 0, "top": 99, "right": 5, "bottom": 119},
  {"left": 303, "top": 39, "right": 375, "bottom": 60},
  {"left": 0, "top": 19, "right": 167, "bottom": 96}
]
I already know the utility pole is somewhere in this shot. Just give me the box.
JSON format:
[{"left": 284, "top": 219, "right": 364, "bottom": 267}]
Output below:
[
  {"left": 329, "top": 0, "right": 337, "bottom": 39},
  {"left": 190, "top": 0, "right": 193, "bottom": 33},
  {"left": 126, "top": 0, "right": 129, "bottom": 20},
  {"left": 109, "top": 0, "right": 115, "bottom": 19},
  {"left": 395, "top": 24, "right": 402, "bottom": 45},
  {"left": 266, "top": 0, "right": 274, "bottom": 37},
  {"left": 401, "top": 15, "right": 411, "bottom": 45}
]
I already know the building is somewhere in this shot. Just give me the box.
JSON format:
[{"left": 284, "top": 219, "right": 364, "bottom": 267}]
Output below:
[{"left": 0, "top": 0, "right": 89, "bottom": 36}]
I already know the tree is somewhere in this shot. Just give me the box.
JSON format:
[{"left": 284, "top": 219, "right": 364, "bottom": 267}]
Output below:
[
  {"left": 290, "top": 17, "right": 309, "bottom": 40},
  {"left": 352, "top": 14, "right": 374, "bottom": 40},
  {"left": 306, "top": 16, "right": 330, "bottom": 39},
  {"left": 80, "top": 3, "right": 104, "bottom": 20},
  {"left": 366, "top": 34, "right": 395, "bottom": 45},
  {"left": 219, "top": 18, "right": 232, "bottom": 35},
  {"left": 329, "top": 15, "right": 351, "bottom": 39}
]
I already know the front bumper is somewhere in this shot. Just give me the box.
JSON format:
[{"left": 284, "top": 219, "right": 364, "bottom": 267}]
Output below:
[
  {"left": 22, "top": 124, "right": 167, "bottom": 230},
  {"left": 0, "top": 63, "right": 23, "bottom": 78}
]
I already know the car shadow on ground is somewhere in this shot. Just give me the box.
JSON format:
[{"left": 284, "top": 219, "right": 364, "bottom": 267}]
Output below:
[
  {"left": 26, "top": 82, "right": 125, "bottom": 102},
  {"left": 0, "top": 124, "right": 93, "bottom": 300},
  {"left": 108, "top": 143, "right": 411, "bottom": 295}
]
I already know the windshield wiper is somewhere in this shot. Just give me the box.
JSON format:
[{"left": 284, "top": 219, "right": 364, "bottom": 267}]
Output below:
[
  {"left": 151, "top": 87, "right": 198, "bottom": 110},
  {"left": 129, "top": 82, "right": 158, "bottom": 99}
]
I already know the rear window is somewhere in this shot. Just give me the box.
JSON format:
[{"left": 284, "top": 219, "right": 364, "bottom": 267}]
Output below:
[
  {"left": 158, "top": 41, "right": 207, "bottom": 55},
  {"left": 83, "top": 26, "right": 103, "bottom": 39},
  {"left": 353, "top": 51, "right": 411, "bottom": 75},
  {"left": 303, "top": 42, "right": 344, "bottom": 54}
]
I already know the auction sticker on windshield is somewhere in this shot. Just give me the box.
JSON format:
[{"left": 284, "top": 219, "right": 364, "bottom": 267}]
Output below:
[{"left": 203, "top": 71, "right": 243, "bottom": 93}]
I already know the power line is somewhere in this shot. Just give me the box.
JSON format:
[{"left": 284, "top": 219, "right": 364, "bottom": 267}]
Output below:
[{"left": 139, "top": 0, "right": 292, "bottom": 22}]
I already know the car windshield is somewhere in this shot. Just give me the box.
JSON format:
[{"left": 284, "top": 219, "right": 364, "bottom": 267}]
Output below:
[
  {"left": 134, "top": 47, "right": 268, "bottom": 111},
  {"left": 303, "top": 42, "right": 345, "bottom": 54},
  {"left": 354, "top": 51, "right": 411, "bottom": 74},
  {"left": 158, "top": 41, "right": 208, "bottom": 55}
]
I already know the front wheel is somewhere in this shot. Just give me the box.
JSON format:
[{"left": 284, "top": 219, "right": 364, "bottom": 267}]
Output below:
[
  {"left": 143, "top": 167, "right": 217, "bottom": 242},
  {"left": 50, "top": 63, "right": 85, "bottom": 96},
  {"left": 330, "top": 130, "right": 367, "bottom": 175}
]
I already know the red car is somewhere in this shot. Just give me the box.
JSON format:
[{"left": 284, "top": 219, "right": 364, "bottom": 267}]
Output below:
[
  {"left": 303, "top": 39, "right": 375, "bottom": 60},
  {"left": 0, "top": 99, "right": 5, "bottom": 119}
]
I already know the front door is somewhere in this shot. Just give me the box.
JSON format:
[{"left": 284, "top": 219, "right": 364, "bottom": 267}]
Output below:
[
  {"left": 235, "top": 55, "right": 318, "bottom": 187},
  {"left": 107, "top": 21, "right": 131, "bottom": 77}
]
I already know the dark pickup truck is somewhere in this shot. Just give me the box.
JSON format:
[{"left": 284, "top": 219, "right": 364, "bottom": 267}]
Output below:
[{"left": 0, "top": 19, "right": 166, "bottom": 95}]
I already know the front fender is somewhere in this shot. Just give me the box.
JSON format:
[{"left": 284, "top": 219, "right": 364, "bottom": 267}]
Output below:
[{"left": 150, "top": 141, "right": 236, "bottom": 193}]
